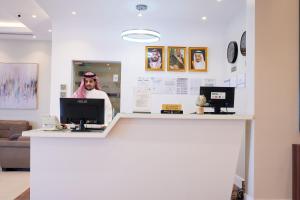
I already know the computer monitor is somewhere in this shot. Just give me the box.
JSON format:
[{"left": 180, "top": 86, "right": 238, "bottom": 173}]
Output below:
[
  {"left": 200, "top": 86, "right": 235, "bottom": 114},
  {"left": 60, "top": 98, "right": 105, "bottom": 131}
]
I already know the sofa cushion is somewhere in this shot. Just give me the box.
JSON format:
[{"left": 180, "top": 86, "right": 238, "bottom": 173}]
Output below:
[
  {"left": 0, "top": 120, "right": 31, "bottom": 138},
  {"left": 0, "top": 129, "right": 11, "bottom": 138}
]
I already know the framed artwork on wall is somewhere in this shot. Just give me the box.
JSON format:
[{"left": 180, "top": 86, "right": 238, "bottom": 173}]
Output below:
[
  {"left": 188, "top": 47, "right": 208, "bottom": 72},
  {"left": 167, "top": 46, "right": 186, "bottom": 72},
  {"left": 0, "top": 63, "right": 38, "bottom": 109},
  {"left": 145, "top": 46, "right": 165, "bottom": 71}
]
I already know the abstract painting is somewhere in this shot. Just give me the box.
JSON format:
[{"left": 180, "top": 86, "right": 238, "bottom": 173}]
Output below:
[{"left": 0, "top": 63, "right": 38, "bottom": 109}]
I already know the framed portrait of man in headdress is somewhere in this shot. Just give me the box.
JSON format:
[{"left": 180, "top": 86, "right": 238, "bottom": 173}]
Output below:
[
  {"left": 188, "top": 47, "right": 208, "bottom": 72},
  {"left": 167, "top": 46, "right": 186, "bottom": 72},
  {"left": 145, "top": 46, "right": 165, "bottom": 71}
]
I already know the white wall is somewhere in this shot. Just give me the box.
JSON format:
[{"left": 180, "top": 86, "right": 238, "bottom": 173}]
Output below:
[
  {"left": 254, "top": 0, "right": 299, "bottom": 199},
  {"left": 50, "top": 23, "right": 228, "bottom": 116},
  {"left": 0, "top": 40, "right": 51, "bottom": 128}
]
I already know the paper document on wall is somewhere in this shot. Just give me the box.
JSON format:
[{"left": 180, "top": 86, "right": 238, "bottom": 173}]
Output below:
[
  {"left": 133, "top": 87, "right": 151, "bottom": 113},
  {"left": 190, "top": 78, "right": 202, "bottom": 95},
  {"left": 224, "top": 79, "right": 230, "bottom": 87},
  {"left": 163, "top": 79, "right": 176, "bottom": 95},
  {"left": 151, "top": 77, "right": 164, "bottom": 94},
  {"left": 236, "top": 73, "right": 246, "bottom": 88},
  {"left": 230, "top": 76, "right": 237, "bottom": 87},
  {"left": 176, "top": 78, "right": 188, "bottom": 95},
  {"left": 137, "top": 77, "right": 151, "bottom": 88},
  {"left": 203, "top": 78, "right": 216, "bottom": 87}
]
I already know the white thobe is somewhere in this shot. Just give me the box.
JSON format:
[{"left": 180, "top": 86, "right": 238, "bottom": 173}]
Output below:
[{"left": 85, "top": 89, "right": 113, "bottom": 125}]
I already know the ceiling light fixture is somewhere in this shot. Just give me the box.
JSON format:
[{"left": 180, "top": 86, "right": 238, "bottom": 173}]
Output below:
[
  {"left": 48, "top": 29, "right": 52, "bottom": 32},
  {"left": 121, "top": 3, "right": 160, "bottom": 43},
  {"left": 202, "top": 16, "right": 207, "bottom": 21},
  {"left": 136, "top": 4, "right": 147, "bottom": 17},
  {"left": 71, "top": 11, "right": 77, "bottom": 15},
  {"left": 121, "top": 29, "right": 160, "bottom": 43},
  {"left": 32, "top": 14, "right": 37, "bottom": 18},
  {"left": 32, "top": 35, "right": 36, "bottom": 39}
]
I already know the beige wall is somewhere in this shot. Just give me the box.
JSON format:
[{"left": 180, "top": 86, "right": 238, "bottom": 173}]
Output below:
[
  {"left": 255, "top": 0, "right": 300, "bottom": 198},
  {"left": 0, "top": 40, "right": 51, "bottom": 128}
]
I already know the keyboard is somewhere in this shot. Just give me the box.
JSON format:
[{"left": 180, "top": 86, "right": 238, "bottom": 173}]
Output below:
[{"left": 204, "top": 112, "right": 235, "bottom": 115}]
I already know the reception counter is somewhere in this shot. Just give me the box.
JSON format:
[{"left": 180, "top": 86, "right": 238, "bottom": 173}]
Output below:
[{"left": 23, "top": 113, "right": 252, "bottom": 200}]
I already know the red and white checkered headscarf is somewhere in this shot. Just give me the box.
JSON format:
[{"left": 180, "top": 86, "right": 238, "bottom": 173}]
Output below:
[{"left": 72, "top": 72, "right": 101, "bottom": 98}]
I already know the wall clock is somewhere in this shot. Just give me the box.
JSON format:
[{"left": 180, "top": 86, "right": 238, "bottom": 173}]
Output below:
[
  {"left": 227, "top": 41, "right": 238, "bottom": 63},
  {"left": 240, "top": 31, "right": 246, "bottom": 56}
]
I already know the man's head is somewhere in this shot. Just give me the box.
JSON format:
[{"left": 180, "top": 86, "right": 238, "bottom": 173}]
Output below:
[
  {"left": 83, "top": 72, "right": 99, "bottom": 91},
  {"left": 174, "top": 48, "right": 182, "bottom": 57},
  {"left": 194, "top": 52, "right": 203, "bottom": 63},
  {"left": 150, "top": 49, "right": 160, "bottom": 62}
]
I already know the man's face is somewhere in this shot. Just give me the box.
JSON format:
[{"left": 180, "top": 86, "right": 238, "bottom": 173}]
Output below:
[
  {"left": 175, "top": 49, "right": 181, "bottom": 57},
  {"left": 84, "top": 77, "right": 96, "bottom": 90},
  {"left": 151, "top": 51, "right": 159, "bottom": 62},
  {"left": 195, "top": 53, "right": 202, "bottom": 62}
]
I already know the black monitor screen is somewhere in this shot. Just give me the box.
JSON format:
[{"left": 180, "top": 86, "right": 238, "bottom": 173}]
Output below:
[
  {"left": 200, "top": 87, "right": 235, "bottom": 113},
  {"left": 60, "top": 98, "right": 105, "bottom": 124}
]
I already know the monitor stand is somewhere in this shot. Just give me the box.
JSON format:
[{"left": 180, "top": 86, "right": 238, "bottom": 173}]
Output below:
[
  {"left": 71, "top": 120, "right": 90, "bottom": 132},
  {"left": 204, "top": 107, "right": 235, "bottom": 115}
]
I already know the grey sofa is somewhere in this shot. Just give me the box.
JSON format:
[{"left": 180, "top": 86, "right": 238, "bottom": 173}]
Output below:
[{"left": 0, "top": 120, "right": 31, "bottom": 170}]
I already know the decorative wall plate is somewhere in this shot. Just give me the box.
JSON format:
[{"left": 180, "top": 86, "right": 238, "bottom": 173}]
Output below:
[
  {"left": 227, "top": 41, "right": 238, "bottom": 63},
  {"left": 240, "top": 31, "right": 246, "bottom": 56}
]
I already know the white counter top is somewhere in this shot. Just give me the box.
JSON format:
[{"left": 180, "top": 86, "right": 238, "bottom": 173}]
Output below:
[{"left": 22, "top": 113, "right": 253, "bottom": 139}]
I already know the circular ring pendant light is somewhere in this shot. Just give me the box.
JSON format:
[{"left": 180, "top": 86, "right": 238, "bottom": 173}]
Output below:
[
  {"left": 121, "top": 3, "right": 160, "bottom": 43},
  {"left": 121, "top": 29, "right": 160, "bottom": 43}
]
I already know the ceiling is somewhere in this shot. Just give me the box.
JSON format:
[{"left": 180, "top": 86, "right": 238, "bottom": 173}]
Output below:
[
  {"left": 0, "top": 0, "right": 246, "bottom": 41},
  {"left": 0, "top": 0, "right": 51, "bottom": 40}
]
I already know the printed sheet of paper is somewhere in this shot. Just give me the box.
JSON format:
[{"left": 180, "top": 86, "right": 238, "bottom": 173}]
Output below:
[
  {"left": 163, "top": 78, "right": 176, "bottom": 95},
  {"left": 189, "top": 78, "right": 202, "bottom": 95},
  {"left": 176, "top": 78, "right": 188, "bottom": 95},
  {"left": 133, "top": 87, "right": 151, "bottom": 112},
  {"left": 236, "top": 73, "right": 246, "bottom": 88},
  {"left": 203, "top": 78, "right": 216, "bottom": 87},
  {"left": 151, "top": 77, "right": 164, "bottom": 94}
]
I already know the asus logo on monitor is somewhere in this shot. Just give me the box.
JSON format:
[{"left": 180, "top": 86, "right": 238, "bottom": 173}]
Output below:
[{"left": 77, "top": 100, "right": 87, "bottom": 103}]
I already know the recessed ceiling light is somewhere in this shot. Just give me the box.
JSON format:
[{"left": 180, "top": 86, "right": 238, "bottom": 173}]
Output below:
[
  {"left": 202, "top": 16, "right": 207, "bottom": 21},
  {"left": 217, "top": 0, "right": 223, "bottom": 2},
  {"left": 0, "top": 22, "right": 26, "bottom": 28},
  {"left": 32, "top": 35, "right": 36, "bottom": 39},
  {"left": 32, "top": 14, "right": 37, "bottom": 18},
  {"left": 71, "top": 11, "right": 77, "bottom": 15},
  {"left": 48, "top": 29, "right": 52, "bottom": 32}
]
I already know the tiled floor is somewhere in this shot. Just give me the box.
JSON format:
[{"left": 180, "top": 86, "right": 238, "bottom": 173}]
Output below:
[{"left": 0, "top": 170, "right": 30, "bottom": 200}]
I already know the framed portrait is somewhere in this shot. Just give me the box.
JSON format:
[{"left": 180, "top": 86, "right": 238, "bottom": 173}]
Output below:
[
  {"left": 167, "top": 46, "right": 186, "bottom": 72},
  {"left": 145, "top": 46, "right": 165, "bottom": 71},
  {"left": 188, "top": 47, "right": 208, "bottom": 72}
]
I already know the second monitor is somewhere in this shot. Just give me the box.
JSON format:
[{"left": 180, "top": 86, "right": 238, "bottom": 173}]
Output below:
[{"left": 200, "top": 86, "right": 235, "bottom": 114}]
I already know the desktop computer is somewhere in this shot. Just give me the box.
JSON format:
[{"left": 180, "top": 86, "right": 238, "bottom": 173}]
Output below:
[
  {"left": 200, "top": 86, "right": 235, "bottom": 114},
  {"left": 60, "top": 98, "right": 105, "bottom": 132}
]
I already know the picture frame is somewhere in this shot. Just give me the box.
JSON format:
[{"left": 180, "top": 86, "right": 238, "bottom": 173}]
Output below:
[
  {"left": 0, "top": 62, "right": 38, "bottom": 109},
  {"left": 167, "top": 46, "right": 187, "bottom": 72},
  {"left": 145, "top": 46, "right": 165, "bottom": 71},
  {"left": 188, "top": 47, "right": 208, "bottom": 72}
]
